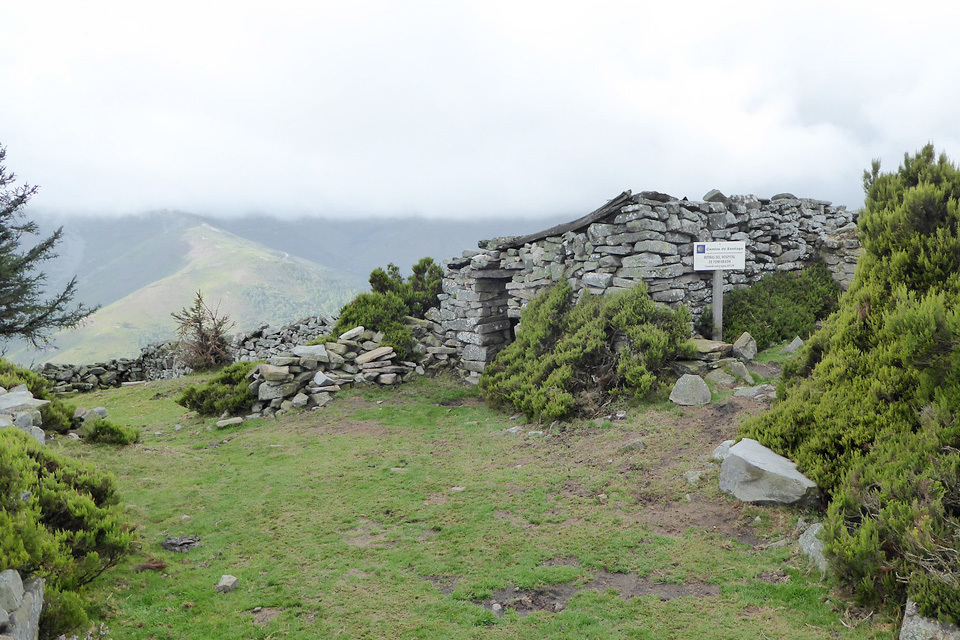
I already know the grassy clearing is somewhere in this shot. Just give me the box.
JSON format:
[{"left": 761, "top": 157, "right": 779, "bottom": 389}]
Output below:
[{"left": 56, "top": 374, "right": 893, "bottom": 639}]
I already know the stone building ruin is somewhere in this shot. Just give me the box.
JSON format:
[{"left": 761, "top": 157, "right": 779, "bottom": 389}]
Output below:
[{"left": 426, "top": 189, "right": 861, "bottom": 383}]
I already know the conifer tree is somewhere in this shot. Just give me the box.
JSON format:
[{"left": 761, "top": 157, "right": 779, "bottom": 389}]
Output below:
[{"left": 0, "top": 144, "right": 95, "bottom": 345}]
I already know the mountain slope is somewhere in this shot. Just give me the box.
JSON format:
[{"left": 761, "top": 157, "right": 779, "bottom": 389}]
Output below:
[{"left": 11, "top": 223, "right": 366, "bottom": 365}]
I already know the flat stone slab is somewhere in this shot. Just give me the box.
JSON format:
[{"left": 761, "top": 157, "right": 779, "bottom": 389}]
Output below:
[
  {"left": 719, "top": 438, "right": 818, "bottom": 507},
  {"left": 339, "top": 326, "right": 364, "bottom": 341},
  {"left": 0, "top": 392, "right": 49, "bottom": 415},
  {"left": 355, "top": 346, "right": 395, "bottom": 365},
  {"left": 292, "top": 345, "right": 329, "bottom": 361},
  {"left": 689, "top": 338, "right": 733, "bottom": 356}
]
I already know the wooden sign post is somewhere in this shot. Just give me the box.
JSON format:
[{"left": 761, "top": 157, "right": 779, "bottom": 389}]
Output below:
[{"left": 693, "top": 241, "right": 746, "bottom": 341}]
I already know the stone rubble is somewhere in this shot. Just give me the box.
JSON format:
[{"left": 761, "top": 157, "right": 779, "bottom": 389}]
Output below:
[
  {"left": 719, "top": 438, "right": 819, "bottom": 507},
  {"left": 0, "top": 386, "right": 48, "bottom": 446},
  {"left": 0, "top": 569, "right": 44, "bottom": 640}
]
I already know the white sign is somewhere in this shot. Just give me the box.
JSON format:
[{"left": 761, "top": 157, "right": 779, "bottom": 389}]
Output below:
[{"left": 693, "top": 241, "right": 746, "bottom": 271}]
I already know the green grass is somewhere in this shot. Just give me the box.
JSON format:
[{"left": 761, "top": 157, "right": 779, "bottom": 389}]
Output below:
[{"left": 54, "top": 375, "right": 894, "bottom": 639}]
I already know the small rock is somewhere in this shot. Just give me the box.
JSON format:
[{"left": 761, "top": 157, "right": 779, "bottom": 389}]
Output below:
[
  {"left": 619, "top": 438, "right": 645, "bottom": 453},
  {"left": 505, "top": 426, "right": 523, "bottom": 434},
  {"left": 216, "top": 417, "right": 244, "bottom": 429},
  {"left": 684, "top": 470, "right": 703, "bottom": 486},
  {"left": 781, "top": 336, "right": 805, "bottom": 354},
  {"left": 161, "top": 536, "right": 201, "bottom": 553},
  {"left": 491, "top": 602, "right": 504, "bottom": 618},
  {"left": 174, "top": 424, "right": 183, "bottom": 431},
  {"left": 216, "top": 575, "right": 239, "bottom": 593},
  {"left": 799, "top": 523, "right": 828, "bottom": 573},
  {"left": 711, "top": 440, "right": 736, "bottom": 461},
  {"left": 339, "top": 326, "right": 365, "bottom": 341},
  {"left": 733, "top": 332, "right": 758, "bottom": 361},
  {"left": 66, "top": 432, "right": 81, "bottom": 441},
  {"left": 725, "top": 361, "right": 753, "bottom": 384},
  {"left": 705, "top": 369, "right": 736, "bottom": 386}
]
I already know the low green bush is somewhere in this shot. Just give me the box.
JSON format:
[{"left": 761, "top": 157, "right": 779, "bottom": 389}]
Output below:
[
  {"left": 80, "top": 418, "right": 140, "bottom": 445},
  {"left": 0, "top": 360, "right": 76, "bottom": 433},
  {"left": 332, "top": 258, "right": 443, "bottom": 360},
  {"left": 177, "top": 361, "right": 259, "bottom": 417},
  {"left": 0, "top": 428, "right": 134, "bottom": 637},
  {"left": 741, "top": 145, "right": 960, "bottom": 622},
  {"left": 696, "top": 261, "right": 841, "bottom": 349},
  {"left": 479, "top": 281, "right": 693, "bottom": 422}
]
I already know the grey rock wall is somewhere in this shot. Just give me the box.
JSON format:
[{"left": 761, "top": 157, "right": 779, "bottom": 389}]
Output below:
[{"left": 434, "top": 190, "right": 859, "bottom": 381}]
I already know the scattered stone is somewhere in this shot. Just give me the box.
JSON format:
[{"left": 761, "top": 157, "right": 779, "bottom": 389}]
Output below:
[
  {"left": 711, "top": 440, "right": 736, "bottom": 461},
  {"left": 491, "top": 602, "right": 504, "bottom": 618},
  {"left": 799, "top": 523, "right": 828, "bottom": 573},
  {"left": 91, "top": 407, "right": 109, "bottom": 420},
  {"left": 899, "top": 599, "right": 960, "bottom": 640},
  {"left": 705, "top": 369, "right": 736, "bottom": 386},
  {"left": 719, "top": 438, "right": 819, "bottom": 507},
  {"left": 505, "top": 426, "right": 523, "bottom": 434},
  {"left": 733, "top": 384, "right": 777, "bottom": 401},
  {"left": 781, "top": 336, "right": 805, "bottom": 354},
  {"left": 161, "top": 536, "right": 201, "bottom": 553},
  {"left": 355, "top": 346, "right": 395, "bottom": 365},
  {"left": 216, "top": 575, "right": 239, "bottom": 593},
  {"left": 669, "top": 374, "right": 711, "bottom": 406},
  {"left": 732, "top": 332, "right": 758, "bottom": 361},
  {"left": 619, "top": 439, "right": 645, "bottom": 453},
  {"left": 216, "top": 417, "right": 244, "bottom": 428},
  {"left": 725, "top": 361, "right": 753, "bottom": 384},
  {"left": 174, "top": 424, "right": 183, "bottom": 431},
  {"left": 684, "top": 470, "right": 703, "bottom": 486},
  {"left": 65, "top": 432, "right": 81, "bottom": 441}
]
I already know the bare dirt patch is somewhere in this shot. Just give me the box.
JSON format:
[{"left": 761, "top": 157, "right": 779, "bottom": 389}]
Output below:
[
  {"left": 249, "top": 607, "right": 282, "bottom": 627},
  {"left": 343, "top": 518, "right": 393, "bottom": 547},
  {"left": 477, "top": 570, "right": 719, "bottom": 616}
]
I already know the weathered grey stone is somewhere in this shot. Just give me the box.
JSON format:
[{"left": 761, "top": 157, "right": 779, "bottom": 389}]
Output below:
[
  {"left": 711, "top": 440, "right": 736, "bottom": 461},
  {"left": 719, "top": 438, "right": 818, "bottom": 506},
  {"left": 0, "top": 569, "right": 24, "bottom": 613},
  {"left": 725, "top": 361, "right": 753, "bottom": 384},
  {"left": 0, "top": 392, "right": 49, "bottom": 416},
  {"left": 259, "top": 364, "right": 293, "bottom": 382},
  {"left": 355, "top": 346, "right": 395, "bottom": 365},
  {"left": 7, "top": 577, "right": 43, "bottom": 640},
  {"left": 216, "top": 417, "right": 244, "bottom": 428},
  {"left": 732, "top": 332, "right": 758, "bottom": 361},
  {"left": 899, "top": 599, "right": 960, "bottom": 640},
  {"left": 258, "top": 382, "right": 300, "bottom": 401},
  {"left": 733, "top": 384, "right": 777, "bottom": 400},
  {"left": 292, "top": 345, "right": 329, "bottom": 362},
  {"left": 312, "top": 371, "right": 335, "bottom": 387},
  {"left": 799, "top": 523, "right": 828, "bottom": 573},
  {"left": 705, "top": 369, "right": 736, "bottom": 386},
  {"left": 781, "top": 336, "right": 804, "bottom": 354},
  {"left": 216, "top": 575, "right": 239, "bottom": 593},
  {"left": 669, "top": 374, "right": 711, "bottom": 406},
  {"left": 378, "top": 373, "right": 399, "bottom": 385},
  {"left": 621, "top": 253, "right": 663, "bottom": 268},
  {"left": 618, "top": 439, "right": 645, "bottom": 453},
  {"left": 339, "top": 326, "right": 364, "bottom": 341},
  {"left": 581, "top": 272, "right": 613, "bottom": 288}
]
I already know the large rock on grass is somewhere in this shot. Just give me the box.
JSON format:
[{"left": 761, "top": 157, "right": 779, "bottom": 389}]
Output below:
[
  {"left": 719, "top": 438, "right": 818, "bottom": 506},
  {"left": 669, "top": 374, "right": 711, "bottom": 406}
]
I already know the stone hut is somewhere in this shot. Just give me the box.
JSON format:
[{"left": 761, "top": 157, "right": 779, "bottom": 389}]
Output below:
[{"left": 427, "top": 190, "right": 861, "bottom": 382}]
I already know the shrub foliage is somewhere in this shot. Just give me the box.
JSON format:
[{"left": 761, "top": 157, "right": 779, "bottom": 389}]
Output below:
[
  {"left": 697, "top": 261, "right": 841, "bottom": 349},
  {"left": 177, "top": 361, "right": 259, "bottom": 417},
  {"left": 0, "top": 428, "right": 133, "bottom": 636},
  {"left": 80, "top": 418, "right": 140, "bottom": 445},
  {"left": 333, "top": 257, "right": 443, "bottom": 360},
  {"left": 171, "top": 291, "right": 233, "bottom": 370},
  {"left": 741, "top": 145, "right": 960, "bottom": 622},
  {"left": 479, "top": 281, "right": 692, "bottom": 422}
]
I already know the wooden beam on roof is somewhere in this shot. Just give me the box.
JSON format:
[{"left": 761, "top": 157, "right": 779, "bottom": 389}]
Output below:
[{"left": 498, "top": 191, "right": 634, "bottom": 250}]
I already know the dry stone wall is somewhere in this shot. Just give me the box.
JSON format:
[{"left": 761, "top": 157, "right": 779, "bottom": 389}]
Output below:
[{"left": 428, "top": 190, "right": 859, "bottom": 382}]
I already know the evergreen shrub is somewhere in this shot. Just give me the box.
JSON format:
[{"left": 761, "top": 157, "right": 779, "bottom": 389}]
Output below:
[
  {"left": 696, "top": 261, "right": 841, "bottom": 349},
  {"left": 332, "top": 257, "right": 443, "bottom": 360},
  {"left": 479, "top": 281, "right": 693, "bottom": 422},
  {"left": 176, "top": 361, "right": 258, "bottom": 417},
  {"left": 0, "top": 428, "right": 133, "bottom": 637},
  {"left": 741, "top": 145, "right": 960, "bottom": 622},
  {"left": 80, "top": 418, "right": 140, "bottom": 445}
]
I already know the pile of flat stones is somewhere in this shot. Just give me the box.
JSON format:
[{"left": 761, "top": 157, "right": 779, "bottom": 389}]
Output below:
[
  {"left": 245, "top": 325, "right": 428, "bottom": 418},
  {"left": 231, "top": 315, "right": 337, "bottom": 362},
  {"left": 0, "top": 385, "right": 49, "bottom": 445}
]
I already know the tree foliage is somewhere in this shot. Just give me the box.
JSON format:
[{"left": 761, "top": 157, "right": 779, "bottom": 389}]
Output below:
[
  {"left": 0, "top": 144, "right": 95, "bottom": 346},
  {"left": 479, "top": 281, "right": 693, "bottom": 422},
  {"left": 741, "top": 144, "right": 960, "bottom": 622},
  {"left": 171, "top": 291, "right": 233, "bottom": 370}
]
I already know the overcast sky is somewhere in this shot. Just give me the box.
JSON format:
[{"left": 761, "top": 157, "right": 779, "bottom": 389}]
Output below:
[{"left": 3, "top": 1, "right": 960, "bottom": 219}]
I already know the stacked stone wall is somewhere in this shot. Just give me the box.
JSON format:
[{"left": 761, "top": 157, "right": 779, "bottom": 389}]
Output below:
[{"left": 429, "top": 190, "right": 860, "bottom": 381}]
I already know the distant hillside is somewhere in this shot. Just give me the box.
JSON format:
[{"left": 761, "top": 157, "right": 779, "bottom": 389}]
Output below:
[{"left": 9, "top": 223, "right": 365, "bottom": 365}]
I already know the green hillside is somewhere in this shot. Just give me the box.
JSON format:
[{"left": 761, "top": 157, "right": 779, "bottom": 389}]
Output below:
[{"left": 11, "top": 223, "right": 366, "bottom": 365}]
